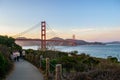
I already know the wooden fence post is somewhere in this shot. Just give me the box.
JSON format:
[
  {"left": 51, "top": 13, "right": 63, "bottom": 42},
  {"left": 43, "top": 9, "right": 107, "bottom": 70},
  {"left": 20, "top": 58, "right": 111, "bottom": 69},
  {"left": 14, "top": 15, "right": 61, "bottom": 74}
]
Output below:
[
  {"left": 55, "top": 64, "right": 62, "bottom": 80},
  {"left": 46, "top": 58, "right": 50, "bottom": 80},
  {"left": 39, "top": 55, "right": 43, "bottom": 68}
]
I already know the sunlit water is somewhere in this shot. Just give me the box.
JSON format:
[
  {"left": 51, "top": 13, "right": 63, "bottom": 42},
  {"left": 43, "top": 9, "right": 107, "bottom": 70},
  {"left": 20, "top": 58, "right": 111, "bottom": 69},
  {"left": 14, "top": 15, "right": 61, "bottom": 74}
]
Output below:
[{"left": 22, "top": 44, "right": 120, "bottom": 60}]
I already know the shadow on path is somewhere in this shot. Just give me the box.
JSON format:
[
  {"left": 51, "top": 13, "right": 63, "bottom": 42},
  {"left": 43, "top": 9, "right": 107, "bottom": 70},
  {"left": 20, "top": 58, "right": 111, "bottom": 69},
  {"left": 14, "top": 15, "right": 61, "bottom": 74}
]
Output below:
[{"left": 6, "top": 59, "right": 44, "bottom": 80}]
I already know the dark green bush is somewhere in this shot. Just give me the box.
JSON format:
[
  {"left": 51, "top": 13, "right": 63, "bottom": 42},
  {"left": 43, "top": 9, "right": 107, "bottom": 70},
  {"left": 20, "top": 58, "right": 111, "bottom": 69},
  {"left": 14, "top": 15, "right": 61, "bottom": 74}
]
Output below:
[
  {"left": 0, "top": 35, "right": 18, "bottom": 80},
  {"left": 0, "top": 52, "right": 13, "bottom": 80},
  {"left": 107, "top": 56, "right": 118, "bottom": 63}
]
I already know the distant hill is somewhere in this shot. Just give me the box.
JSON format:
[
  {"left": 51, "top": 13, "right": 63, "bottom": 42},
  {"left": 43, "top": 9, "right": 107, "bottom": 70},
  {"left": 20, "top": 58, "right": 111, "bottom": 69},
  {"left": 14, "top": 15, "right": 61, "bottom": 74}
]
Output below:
[
  {"left": 15, "top": 37, "right": 105, "bottom": 46},
  {"left": 16, "top": 37, "right": 27, "bottom": 39},
  {"left": 65, "top": 39, "right": 88, "bottom": 45},
  {"left": 106, "top": 41, "right": 120, "bottom": 44},
  {"left": 48, "top": 37, "right": 64, "bottom": 40}
]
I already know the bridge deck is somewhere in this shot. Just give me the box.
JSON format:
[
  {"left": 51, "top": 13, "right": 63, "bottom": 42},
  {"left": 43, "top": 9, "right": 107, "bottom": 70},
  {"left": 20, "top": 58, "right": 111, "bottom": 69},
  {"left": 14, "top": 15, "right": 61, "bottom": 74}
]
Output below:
[
  {"left": 6, "top": 59, "right": 44, "bottom": 80},
  {"left": 15, "top": 38, "right": 68, "bottom": 42}
]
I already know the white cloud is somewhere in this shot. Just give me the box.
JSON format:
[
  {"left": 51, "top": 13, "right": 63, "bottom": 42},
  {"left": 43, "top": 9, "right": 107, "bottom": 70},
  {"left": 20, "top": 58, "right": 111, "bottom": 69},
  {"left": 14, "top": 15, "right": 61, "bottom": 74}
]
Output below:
[{"left": 71, "top": 28, "right": 95, "bottom": 33}]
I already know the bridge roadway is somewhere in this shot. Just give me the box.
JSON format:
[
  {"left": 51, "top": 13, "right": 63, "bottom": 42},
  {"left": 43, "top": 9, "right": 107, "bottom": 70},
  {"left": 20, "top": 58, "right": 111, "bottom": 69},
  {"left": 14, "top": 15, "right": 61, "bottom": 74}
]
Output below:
[
  {"left": 6, "top": 59, "right": 44, "bottom": 80},
  {"left": 15, "top": 38, "right": 68, "bottom": 42}
]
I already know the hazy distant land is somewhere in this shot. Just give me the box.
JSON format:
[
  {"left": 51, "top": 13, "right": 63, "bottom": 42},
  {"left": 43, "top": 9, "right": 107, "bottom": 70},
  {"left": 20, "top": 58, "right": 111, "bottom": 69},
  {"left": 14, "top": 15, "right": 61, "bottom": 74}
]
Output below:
[{"left": 14, "top": 37, "right": 120, "bottom": 46}]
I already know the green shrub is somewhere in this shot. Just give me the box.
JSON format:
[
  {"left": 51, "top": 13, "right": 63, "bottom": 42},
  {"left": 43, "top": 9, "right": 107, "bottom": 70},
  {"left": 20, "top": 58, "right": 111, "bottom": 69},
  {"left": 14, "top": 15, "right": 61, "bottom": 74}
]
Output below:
[
  {"left": 107, "top": 56, "right": 118, "bottom": 63},
  {"left": 0, "top": 52, "right": 12, "bottom": 79},
  {"left": 58, "top": 56, "right": 77, "bottom": 72},
  {"left": 0, "top": 45, "right": 13, "bottom": 80}
]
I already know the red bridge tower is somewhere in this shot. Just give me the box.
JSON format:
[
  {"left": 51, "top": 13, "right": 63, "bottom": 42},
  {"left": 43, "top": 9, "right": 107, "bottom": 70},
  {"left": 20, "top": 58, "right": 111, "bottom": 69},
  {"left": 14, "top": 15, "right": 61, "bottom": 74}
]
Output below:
[
  {"left": 41, "top": 21, "right": 46, "bottom": 50},
  {"left": 72, "top": 34, "right": 76, "bottom": 46}
]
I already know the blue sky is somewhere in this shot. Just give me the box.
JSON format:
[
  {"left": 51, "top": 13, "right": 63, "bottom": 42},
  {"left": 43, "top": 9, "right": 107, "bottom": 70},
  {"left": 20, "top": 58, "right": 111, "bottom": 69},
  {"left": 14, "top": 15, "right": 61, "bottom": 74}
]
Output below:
[{"left": 0, "top": 0, "right": 120, "bottom": 42}]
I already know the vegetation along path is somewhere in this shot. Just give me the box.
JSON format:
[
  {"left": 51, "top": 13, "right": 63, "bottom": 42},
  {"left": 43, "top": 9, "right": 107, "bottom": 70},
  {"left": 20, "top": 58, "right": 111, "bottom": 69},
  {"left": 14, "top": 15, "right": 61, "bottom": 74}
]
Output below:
[{"left": 6, "top": 59, "right": 44, "bottom": 80}]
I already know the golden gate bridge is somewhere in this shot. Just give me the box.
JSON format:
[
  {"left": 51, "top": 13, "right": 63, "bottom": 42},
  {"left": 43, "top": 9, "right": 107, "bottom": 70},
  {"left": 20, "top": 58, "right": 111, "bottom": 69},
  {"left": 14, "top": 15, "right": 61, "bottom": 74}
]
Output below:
[{"left": 14, "top": 21, "right": 76, "bottom": 50}]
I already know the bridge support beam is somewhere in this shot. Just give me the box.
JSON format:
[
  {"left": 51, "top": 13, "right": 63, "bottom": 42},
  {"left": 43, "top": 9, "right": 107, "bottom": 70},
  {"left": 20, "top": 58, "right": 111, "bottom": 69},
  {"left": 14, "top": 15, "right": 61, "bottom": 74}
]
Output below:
[{"left": 41, "top": 21, "right": 46, "bottom": 50}]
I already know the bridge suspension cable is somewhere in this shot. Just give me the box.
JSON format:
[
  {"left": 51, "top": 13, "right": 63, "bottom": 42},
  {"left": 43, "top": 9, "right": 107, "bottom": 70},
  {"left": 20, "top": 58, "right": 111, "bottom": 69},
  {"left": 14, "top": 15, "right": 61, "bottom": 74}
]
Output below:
[
  {"left": 12, "top": 22, "right": 41, "bottom": 38},
  {"left": 46, "top": 23, "right": 60, "bottom": 38},
  {"left": 14, "top": 21, "right": 74, "bottom": 50},
  {"left": 45, "top": 22, "right": 62, "bottom": 50}
]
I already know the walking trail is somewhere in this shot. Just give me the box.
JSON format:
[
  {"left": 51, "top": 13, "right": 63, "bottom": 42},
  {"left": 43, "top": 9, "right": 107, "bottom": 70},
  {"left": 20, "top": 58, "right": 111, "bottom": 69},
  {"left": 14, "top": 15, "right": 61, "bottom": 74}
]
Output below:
[{"left": 6, "top": 59, "right": 44, "bottom": 80}]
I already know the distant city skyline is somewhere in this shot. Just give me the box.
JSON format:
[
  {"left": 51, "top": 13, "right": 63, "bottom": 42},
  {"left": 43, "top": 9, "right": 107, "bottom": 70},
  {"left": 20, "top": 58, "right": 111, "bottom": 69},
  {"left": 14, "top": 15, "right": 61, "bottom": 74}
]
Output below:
[{"left": 0, "top": 0, "right": 120, "bottom": 42}]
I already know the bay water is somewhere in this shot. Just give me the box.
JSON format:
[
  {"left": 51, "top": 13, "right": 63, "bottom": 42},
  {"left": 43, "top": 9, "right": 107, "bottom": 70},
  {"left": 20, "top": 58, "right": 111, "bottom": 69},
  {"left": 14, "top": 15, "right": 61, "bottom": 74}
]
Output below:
[{"left": 22, "top": 44, "right": 120, "bottom": 60}]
